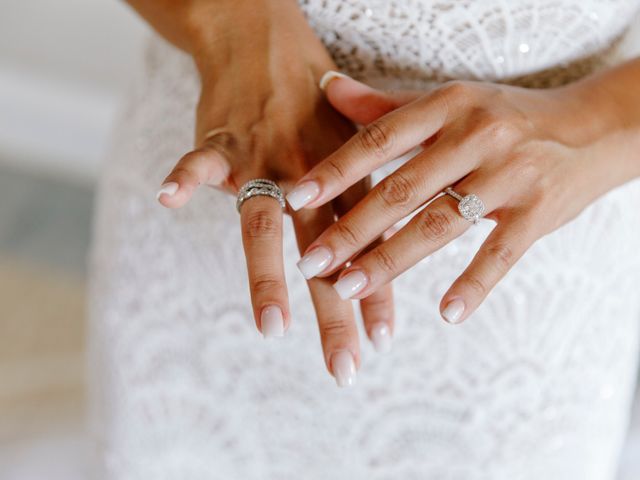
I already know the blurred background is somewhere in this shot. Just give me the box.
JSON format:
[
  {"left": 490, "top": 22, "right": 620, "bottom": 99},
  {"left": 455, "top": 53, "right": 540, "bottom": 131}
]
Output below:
[
  {"left": 0, "top": 1, "right": 638, "bottom": 479},
  {"left": 0, "top": 1, "right": 145, "bottom": 478}
]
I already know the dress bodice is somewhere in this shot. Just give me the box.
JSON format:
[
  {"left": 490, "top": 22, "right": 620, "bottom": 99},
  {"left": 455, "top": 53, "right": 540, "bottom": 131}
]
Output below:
[{"left": 298, "top": 0, "right": 640, "bottom": 88}]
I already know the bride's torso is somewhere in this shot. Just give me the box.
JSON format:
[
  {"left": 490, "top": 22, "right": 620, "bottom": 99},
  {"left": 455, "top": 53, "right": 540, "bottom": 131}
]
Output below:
[
  {"left": 298, "top": 0, "right": 640, "bottom": 89},
  {"left": 90, "top": 2, "right": 640, "bottom": 479}
]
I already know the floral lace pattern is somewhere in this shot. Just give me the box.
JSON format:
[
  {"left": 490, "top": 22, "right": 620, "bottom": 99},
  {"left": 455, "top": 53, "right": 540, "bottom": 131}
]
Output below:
[
  {"left": 299, "top": 0, "right": 639, "bottom": 88},
  {"left": 88, "top": 2, "right": 640, "bottom": 479}
]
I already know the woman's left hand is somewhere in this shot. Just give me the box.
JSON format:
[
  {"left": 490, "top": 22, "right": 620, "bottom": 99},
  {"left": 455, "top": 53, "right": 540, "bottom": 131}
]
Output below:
[{"left": 286, "top": 64, "right": 640, "bottom": 324}]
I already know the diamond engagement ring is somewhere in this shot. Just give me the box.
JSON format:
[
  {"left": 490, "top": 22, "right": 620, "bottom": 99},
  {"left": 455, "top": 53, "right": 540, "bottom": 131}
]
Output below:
[
  {"left": 236, "top": 179, "right": 286, "bottom": 213},
  {"left": 444, "top": 187, "right": 485, "bottom": 224}
]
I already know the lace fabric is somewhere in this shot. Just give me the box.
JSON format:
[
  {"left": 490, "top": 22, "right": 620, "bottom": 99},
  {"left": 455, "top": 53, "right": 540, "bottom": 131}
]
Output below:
[
  {"left": 88, "top": 2, "right": 640, "bottom": 479},
  {"left": 299, "top": 0, "right": 640, "bottom": 88}
]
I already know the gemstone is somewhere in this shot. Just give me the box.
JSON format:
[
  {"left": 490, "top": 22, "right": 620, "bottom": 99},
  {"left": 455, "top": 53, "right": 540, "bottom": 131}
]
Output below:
[{"left": 458, "top": 194, "right": 485, "bottom": 223}]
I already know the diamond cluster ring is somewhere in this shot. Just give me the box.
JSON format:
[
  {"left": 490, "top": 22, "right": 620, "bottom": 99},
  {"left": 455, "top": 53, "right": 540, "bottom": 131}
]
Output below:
[
  {"left": 236, "top": 179, "right": 285, "bottom": 213},
  {"left": 444, "top": 187, "right": 485, "bottom": 224}
]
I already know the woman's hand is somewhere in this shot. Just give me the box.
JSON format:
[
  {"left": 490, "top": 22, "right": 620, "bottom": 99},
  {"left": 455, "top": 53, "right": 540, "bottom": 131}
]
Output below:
[
  {"left": 126, "top": 0, "right": 394, "bottom": 385},
  {"left": 287, "top": 61, "right": 640, "bottom": 324}
]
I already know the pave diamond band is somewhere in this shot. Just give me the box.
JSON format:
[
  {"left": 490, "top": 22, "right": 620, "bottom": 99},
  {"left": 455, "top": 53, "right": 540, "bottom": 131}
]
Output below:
[
  {"left": 444, "top": 187, "right": 485, "bottom": 224},
  {"left": 236, "top": 179, "right": 286, "bottom": 213}
]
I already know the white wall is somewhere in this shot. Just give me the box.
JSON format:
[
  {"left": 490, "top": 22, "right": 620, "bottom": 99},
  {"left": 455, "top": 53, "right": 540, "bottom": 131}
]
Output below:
[{"left": 0, "top": 0, "right": 149, "bottom": 183}]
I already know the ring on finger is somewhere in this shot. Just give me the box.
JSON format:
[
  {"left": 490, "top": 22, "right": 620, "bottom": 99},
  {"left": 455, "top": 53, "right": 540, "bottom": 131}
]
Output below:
[
  {"left": 443, "top": 186, "right": 485, "bottom": 224},
  {"left": 236, "top": 179, "right": 286, "bottom": 213}
]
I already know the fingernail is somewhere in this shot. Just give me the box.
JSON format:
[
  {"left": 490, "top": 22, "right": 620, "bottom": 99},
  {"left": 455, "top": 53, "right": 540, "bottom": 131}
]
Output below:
[
  {"left": 156, "top": 182, "right": 179, "bottom": 201},
  {"left": 333, "top": 270, "right": 368, "bottom": 300},
  {"left": 370, "top": 322, "right": 392, "bottom": 354},
  {"left": 286, "top": 181, "right": 320, "bottom": 211},
  {"left": 319, "top": 70, "right": 351, "bottom": 91},
  {"left": 442, "top": 298, "right": 465, "bottom": 324},
  {"left": 261, "top": 305, "right": 284, "bottom": 338},
  {"left": 331, "top": 350, "right": 356, "bottom": 387},
  {"left": 297, "top": 246, "right": 333, "bottom": 279}
]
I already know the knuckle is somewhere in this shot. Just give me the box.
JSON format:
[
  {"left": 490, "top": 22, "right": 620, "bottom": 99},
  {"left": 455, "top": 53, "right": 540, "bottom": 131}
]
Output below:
[
  {"left": 416, "top": 208, "right": 456, "bottom": 242},
  {"left": 359, "top": 120, "right": 395, "bottom": 157},
  {"left": 485, "top": 243, "right": 515, "bottom": 271},
  {"left": 251, "top": 275, "right": 282, "bottom": 295},
  {"left": 488, "top": 118, "right": 520, "bottom": 144},
  {"left": 376, "top": 172, "right": 415, "bottom": 209},
  {"left": 326, "top": 157, "right": 347, "bottom": 181},
  {"left": 470, "top": 109, "right": 520, "bottom": 144},
  {"left": 463, "top": 274, "right": 487, "bottom": 297},
  {"left": 203, "top": 130, "right": 236, "bottom": 151},
  {"left": 371, "top": 247, "right": 398, "bottom": 274},
  {"left": 333, "top": 221, "right": 362, "bottom": 248},
  {"left": 321, "top": 318, "right": 349, "bottom": 338},
  {"left": 513, "top": 154, "right": 541, "bottom": 183},
  {"left": 437, "top": 80, "right": 473, "bottom": 104},
  {"left": 243, "top": 210, "right": 279, "bottom": 238},
  {"left": 533, "top": 163, "right": 555, "bottom": 197},
  {"left": 179, "top": 150, "right": 203, "bottom": 165},
  {"left": 363, "top": 293, "right": 394, "bottom": 313},
  {"left": 171, "top": 165, "right": 199, "bottom": 185},
  {"left": 516, "top": 155, "right": 551, "bottom": 202}
]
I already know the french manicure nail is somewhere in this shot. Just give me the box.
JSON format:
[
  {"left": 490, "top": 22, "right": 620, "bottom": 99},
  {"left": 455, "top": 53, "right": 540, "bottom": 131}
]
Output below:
[
  {"left": 261, "top": 305, "right": 284, "bottom": 338},
  {"left": 442, "top": 298, "right": 465, "bottom": 324},
  {"left": 297, "top": 246, "right": 333, "bottom": 279},
  {"left": 156, "top": 182, "right": 179, "bottom": 201},
  {"left": 370, "top": 322, "right": 392, "bottom": 354},
  {"left": 286, "top": 181, "right": 320, "bottom": 211},
  {"left": 333, "top": 270, "right": 368, "bottom": 300},
  {"left": 331, "top": 350, "right": 356, "bottom": 387},
  {"left": 319, "top": 70, "right": 351, "bottom": 91}
]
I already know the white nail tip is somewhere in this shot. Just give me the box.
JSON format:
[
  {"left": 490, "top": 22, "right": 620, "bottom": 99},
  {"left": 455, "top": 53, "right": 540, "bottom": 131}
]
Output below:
[
  {"left": 297, "top": 247, "right": 333, "bottom": 279},
  {"left": 333, "top": 270, "right": 367, "bottom": 300},
  {"left": 319, "top": 70, "right": 350, "bottom": 91},
  {"left": 332, "top": 351, "right": 356, "bottom": 387},
  {"left": 442, "top": 299, "right": 465, "bottom": 324},
  {"left": 261, "top": 305, "right": 284, "bottom": 338},
  {"left": 285, "top": 181, "right": 320, "bottom": 211},
  {"left": 156, "top": 182, "right": 179, "bottom": 201},
  {"left": 371, "top": 322, "right": 392, "bottom": 354}
]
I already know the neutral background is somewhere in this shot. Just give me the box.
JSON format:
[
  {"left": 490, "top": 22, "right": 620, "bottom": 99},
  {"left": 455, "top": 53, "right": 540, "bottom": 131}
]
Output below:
[
  {"left": 0, "top": 1, "right": 638, "bottom": 479},
  {"left": 0, "top": 1, "right": 146, "bottom": 478}
]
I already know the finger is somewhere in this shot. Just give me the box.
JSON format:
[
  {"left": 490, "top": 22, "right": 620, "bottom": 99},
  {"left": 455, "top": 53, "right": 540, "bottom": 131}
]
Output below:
[
  {"left": 296, "top": 135, "right": 479, "bottom": 278},
  {"left": 330, "top": 178, "right": 503, "bottom": 300},
  {"left": 320, "top": 70, "right": 424, "bottom": 125},
  {"left": 157, "top": 132, "right": 233, "bottom": 208},
  {"left": 291, "top": 205, "right": 360, "bottom": 387},
  {"left": 440, "top": 216, "right": 535, "bottom": 324},
  {"left": 360, "top": 282, "right": 394, "bottom": 354},
  {"left": 294, "top": 179, "right": 371, "bottom": 280},
  {"left": 330, "top": 177, "right": 371, "bottom": 218},
  {"left": 240, "top": 195, "right": 289, "bottom": 338},
  {"left": 333, "top": 178, "right": 396, "bottom": 354},
  {"left": 285, "top": 84, "right": 466, "bottom": 211},
  {"left": 308, "top": 276, "right": 360, "bottom": 387}
]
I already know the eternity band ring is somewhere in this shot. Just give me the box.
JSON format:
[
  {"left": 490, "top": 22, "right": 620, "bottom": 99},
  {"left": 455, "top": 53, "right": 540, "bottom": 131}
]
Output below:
[
  {"left": 444, "top": 187, "right": 485, "bottom": 224},
  {"left": 236, "top": 179, "right": 286, "bottom": 213}
]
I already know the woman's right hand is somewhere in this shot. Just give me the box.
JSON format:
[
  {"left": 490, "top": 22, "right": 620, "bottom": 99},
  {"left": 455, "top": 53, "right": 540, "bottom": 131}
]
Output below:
[{"left": 126, "top": 0, "right": 395, "bottom": 385}]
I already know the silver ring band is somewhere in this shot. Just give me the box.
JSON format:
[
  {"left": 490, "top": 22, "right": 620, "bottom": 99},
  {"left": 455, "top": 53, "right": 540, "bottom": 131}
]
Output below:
[
  {"left": 444, "top": 187, "right": 485, "bottom": 224},
  {"left": 236, "top": 179, "right": 285, "bottom": 213}
]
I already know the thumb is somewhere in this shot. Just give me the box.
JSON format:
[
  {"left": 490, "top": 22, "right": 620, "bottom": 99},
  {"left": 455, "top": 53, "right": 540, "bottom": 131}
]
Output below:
[{"left": 319, "top": 70, "right": 423, "bottom": 124}]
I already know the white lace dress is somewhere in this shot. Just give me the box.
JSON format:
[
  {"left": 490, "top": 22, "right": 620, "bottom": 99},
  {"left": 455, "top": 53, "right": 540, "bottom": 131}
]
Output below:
[{"left": 88, "top": 2, "right": 640, "bottom": 479}]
